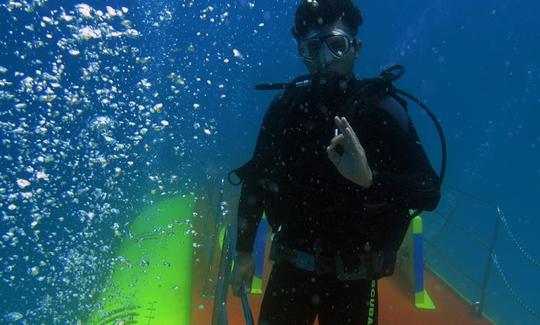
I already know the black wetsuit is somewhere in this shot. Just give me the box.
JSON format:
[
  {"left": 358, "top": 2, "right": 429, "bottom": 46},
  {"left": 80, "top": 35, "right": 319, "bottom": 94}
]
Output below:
[{"left": 235, "top": 76, "right": 441, "bottom": 324}]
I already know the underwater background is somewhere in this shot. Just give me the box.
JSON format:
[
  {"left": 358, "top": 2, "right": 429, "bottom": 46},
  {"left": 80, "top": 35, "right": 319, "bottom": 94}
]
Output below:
[{"left": 0, "top": 0, "right": 539, "bottom": 324}]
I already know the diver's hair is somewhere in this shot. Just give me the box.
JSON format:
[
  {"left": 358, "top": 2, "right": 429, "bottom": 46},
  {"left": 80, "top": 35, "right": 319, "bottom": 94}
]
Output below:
[{"left": 292, "top": 0, "right": 363, "bottom": 41}]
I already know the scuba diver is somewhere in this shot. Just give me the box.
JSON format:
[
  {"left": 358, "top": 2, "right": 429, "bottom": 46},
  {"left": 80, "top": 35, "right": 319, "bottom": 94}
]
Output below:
[{"left": 230, "top": 0, "right": 442, "bottom": 324}]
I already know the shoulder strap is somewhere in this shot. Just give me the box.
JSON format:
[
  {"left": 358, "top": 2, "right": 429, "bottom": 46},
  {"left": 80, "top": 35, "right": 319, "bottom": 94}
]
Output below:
[
  {"left": 341, "top": 79, "right": 391, "bottom": 120},
  {"left": 343, "top": 65, "right": 408, "bottom": 119}
]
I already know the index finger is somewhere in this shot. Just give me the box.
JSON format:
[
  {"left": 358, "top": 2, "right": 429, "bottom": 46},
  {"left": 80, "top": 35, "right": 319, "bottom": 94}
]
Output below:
[{"left": 334, "top": 116, "right": 353, "bottom": 142}]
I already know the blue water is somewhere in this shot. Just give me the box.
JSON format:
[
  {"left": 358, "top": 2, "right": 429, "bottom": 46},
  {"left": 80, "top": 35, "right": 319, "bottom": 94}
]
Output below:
[{"left": 0, "top": 0, "right": 539, "bottom": 324}]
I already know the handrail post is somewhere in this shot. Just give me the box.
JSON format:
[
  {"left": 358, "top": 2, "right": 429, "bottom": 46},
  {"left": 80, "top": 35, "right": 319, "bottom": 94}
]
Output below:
[
  {"left": 211, "top": 225, "right": 233, "bottom": 325},
  {"left": 472, "top": 208, "right": 501, "bottom": 320},
  {"left": 203, "top": 178, "right": 226, "bottom": 298}
]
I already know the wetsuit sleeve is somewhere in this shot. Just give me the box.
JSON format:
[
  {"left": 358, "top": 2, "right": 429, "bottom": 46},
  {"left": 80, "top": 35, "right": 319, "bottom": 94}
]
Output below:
[
  {"left": 236, "top": 94, "right": 283, "bottom": 253},
  {"left": 366, "top": 95, "right": 441, "bottom": 211}
]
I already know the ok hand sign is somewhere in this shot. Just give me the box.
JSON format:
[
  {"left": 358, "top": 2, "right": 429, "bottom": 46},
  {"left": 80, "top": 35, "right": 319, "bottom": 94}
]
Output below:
[{"left": 326, "top": 116, "right": 373, "bottom": 188}]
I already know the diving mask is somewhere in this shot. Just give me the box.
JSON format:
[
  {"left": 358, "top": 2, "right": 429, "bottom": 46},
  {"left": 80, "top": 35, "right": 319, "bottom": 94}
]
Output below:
[{"left": 298, "top": 29, "right": 355, "bottom": 62}]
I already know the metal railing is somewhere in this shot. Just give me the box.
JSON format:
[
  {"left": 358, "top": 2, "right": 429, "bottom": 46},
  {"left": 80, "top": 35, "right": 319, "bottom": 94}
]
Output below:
[
  {"left": 211, "top": 223, "right": 233, "bottom": 325},
  {"left": 204, "top": 177, "right": 254, "bottom": 325},
  {"left": 201, "top": 178, "right": 227, "bottom": 298},
  {"left": 425, "top": 184, "right": 540, "bottom": 322},
  {"left": 210, "top": 223, "right": 254, "bottom": 325}
]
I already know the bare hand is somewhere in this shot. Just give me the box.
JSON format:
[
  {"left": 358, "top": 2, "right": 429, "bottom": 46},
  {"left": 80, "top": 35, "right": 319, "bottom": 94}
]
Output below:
[
  {"left": 231, "top": 251, "right": 255, "bottom": 296},
  {"left": 326, "top": 116, "right": 373, "bottom": 188}
]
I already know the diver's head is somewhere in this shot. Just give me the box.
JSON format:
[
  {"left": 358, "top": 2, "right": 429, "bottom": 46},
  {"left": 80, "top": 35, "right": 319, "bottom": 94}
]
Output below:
[{"left": 292, "top": 0, "right": 363, "bottom": 81}]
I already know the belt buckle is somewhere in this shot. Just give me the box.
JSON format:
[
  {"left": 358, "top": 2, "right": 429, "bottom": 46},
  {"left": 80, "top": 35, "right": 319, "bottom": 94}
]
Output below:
[
  {"left": 295, "top": 250, "right": 316, "bottom": 272},
  {"left": 335, "top": 254, "right": 368, "bottom": 281},
  {"left": 314, "top": 255, "right": 333, "bottom": 275}
]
